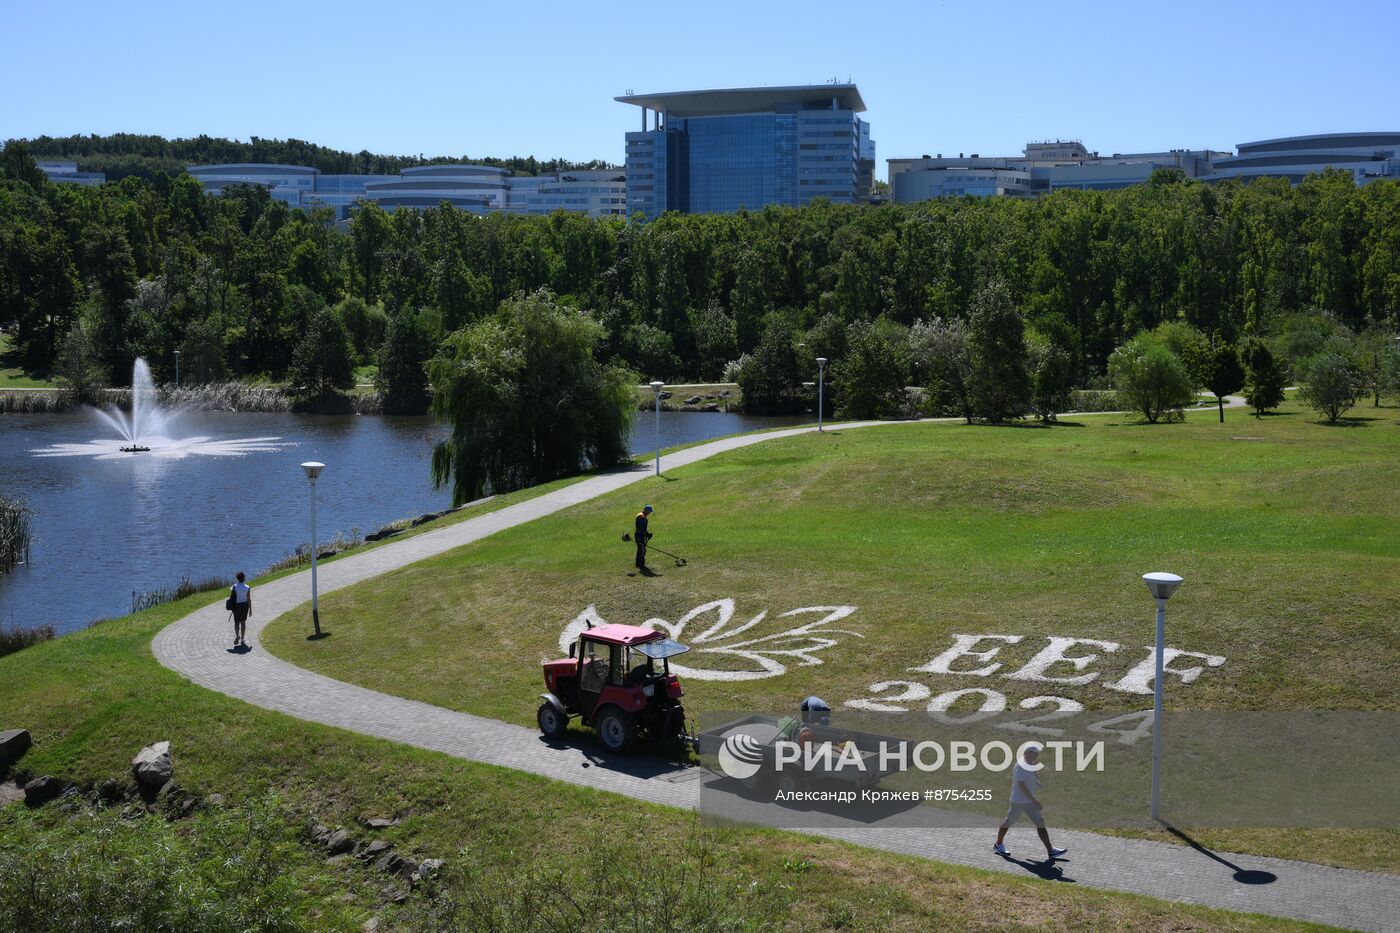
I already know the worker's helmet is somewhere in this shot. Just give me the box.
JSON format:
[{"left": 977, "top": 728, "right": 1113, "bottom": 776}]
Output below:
[
  {"left": 800, "top": 696, "right": 831, "bottom": 725},
  {"left": 643, "top": 505, "right": 653, "bottom": 513}
]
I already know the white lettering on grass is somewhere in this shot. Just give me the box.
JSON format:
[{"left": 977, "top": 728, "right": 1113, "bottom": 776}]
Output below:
[{"left": 908, "top": 634, "right": 1024, "bottom": 677}]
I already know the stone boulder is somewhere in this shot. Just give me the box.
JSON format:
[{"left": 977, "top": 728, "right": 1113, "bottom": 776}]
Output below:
[
  {"left": 411, "top": 858, "right": 445, "bottom": 885},
  {"left": 0, "top": 729, "right": 32, "bottom": 771},
  {"left": 325, "top": 829, "right": 354, "bottom": 856},
  {"left": 684, "top": 395, "right": 702, "bottom": 405},
  {"left": 131, "top": 741, "right": 173, "bottom": 794},
  {"left": 23, "top": 775, "right": 66, "bottom": 807},
  {"left": 360, "top": 816, "right": 397, "bottom": 830}
]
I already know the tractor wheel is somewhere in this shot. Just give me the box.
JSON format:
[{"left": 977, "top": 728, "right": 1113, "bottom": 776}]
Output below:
[
  {"left": 775, "top": 770, "right": 804, "bottom": 798},
  {"left": 594, "top": 707, "right": 637, "bottom": 755},
  {"left": 537, "top": 703, "right": 568, "bottom": 739}
]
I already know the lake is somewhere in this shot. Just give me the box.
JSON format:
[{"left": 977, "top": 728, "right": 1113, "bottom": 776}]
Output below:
[{"left": 0, "top": 408, "right": 805, "bottom": 634}]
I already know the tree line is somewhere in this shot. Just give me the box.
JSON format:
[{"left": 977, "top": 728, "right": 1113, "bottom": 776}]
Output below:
[
  {"left": 3, "top": 136, "right": 1400, "bottom": 472},
  {"left": 17, "top": 133, "right": 616, "bottom": 183}
]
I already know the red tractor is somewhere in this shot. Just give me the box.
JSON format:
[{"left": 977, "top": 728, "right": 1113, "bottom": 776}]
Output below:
[{"left": 538, "top": 623, "right": 693, "bottom": 755}]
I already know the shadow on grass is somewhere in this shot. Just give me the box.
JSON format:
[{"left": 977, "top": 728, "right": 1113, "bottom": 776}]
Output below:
[
  {"left": 1157, "top": 822, "right": 1277, "bottom": 885},
  {"left": 306, "top": 632, "right": 333, "bottom": 641},
  {"left": 1318, "top": 415, "right": 1378, "bottom": 428}
]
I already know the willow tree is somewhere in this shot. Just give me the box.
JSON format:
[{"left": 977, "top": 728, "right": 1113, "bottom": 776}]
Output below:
[{"left": 429, "top": 289, "right": 635, "bottom": 504}]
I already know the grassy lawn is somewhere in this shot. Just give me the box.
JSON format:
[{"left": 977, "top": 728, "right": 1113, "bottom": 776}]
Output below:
[
  {"left": 0, "top": 597, "right": 1314, "bottom": 930},
  {"left": 264, "top": 398, "right": 1400, "bottom": 872},
  {"left": 0, "top": 332, "right": 57, "bottom": 389}
]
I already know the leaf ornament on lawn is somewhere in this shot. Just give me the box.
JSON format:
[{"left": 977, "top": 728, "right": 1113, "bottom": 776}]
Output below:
[{"left": 558, "top": 599, "right": 861, "bottom": 681}]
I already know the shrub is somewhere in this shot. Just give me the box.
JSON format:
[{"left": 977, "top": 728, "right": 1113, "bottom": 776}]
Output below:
[
  {"left": 1108, "top": 335, "right": 1195, "bottom": 423},
  {"left": 0, "top": 797, "right": 302, "bottom": 933},
  {"left": 1027, "top": 335, "right": 1074, "bottom": 423},
  {"left": 917, "top": 317, "right": 973, "bottom": 422},
  {"left": 0, "top": 622, "right": 54, "bottom": 658},
  {"left": 0, "top": 494, "right": 33, "bottom": 572},
  {"left": 1298, "top": 351, "right": 1360, "bottom": 423}
]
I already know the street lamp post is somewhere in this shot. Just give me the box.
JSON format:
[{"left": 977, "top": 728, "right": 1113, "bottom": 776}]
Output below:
[
  {"left": 1142, "top": 571, "right": 1183, "bottom": 821},
  {"left": 302, "top": 462, "right": 325, "bottom": 637},
  {"left": 816, "top": 358, "right": 828, "bottom": 432},
  {"left": 173, "top": 350, "right": 180, "bottom": 389},
  {"left": 650, "top": 381, "right": 664, "bottom": 477}
]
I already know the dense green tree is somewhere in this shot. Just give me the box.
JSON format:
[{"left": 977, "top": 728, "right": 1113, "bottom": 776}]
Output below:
[
  {"left": 1200, "top": 342, "right": 1246, "bottom": 422},
  {"left": 917, "top": 317, "right": 974, "bottom": 422},
  {"left": 1352, "top": 324, "right": 1396, "bottom": 407},
  {"left": 0, "top": 141, "right": 48, "bottom": 189},
  {"left": 1027, "top": 333, "right": 1075, "bottom": 423},
  {"left": 689, "top": 302, "right": 738, "bottom": 382},
  {"left": 288, "top": 307, "right": 354, "bottom": 401},
  {"left": 1109, "top": 335, "right": 1195, "bottom": 424},
  {"left": 736, "top": 322, "right": 805, "bottom": 415},
  {"left": 54, "top": 308, "right": 108, "bottom": 401},
  {"left": 967, "top": 281, "right": 1031, "bottom": 423},
  {"left": 333, "top": 296, "right": 388, "bottom": 363},
  {"left": 178, "top": 315, "right": 229, "bottom": 384},
  {"left": 831, "top": 319, "right": 910, "bottom": 419},
  {"left": 1297, "top": 351, "right": 1358, "bottom": 423},
  {"left": 375, "top": 310, "right": 433, "bottom": 414},
  {"left": 428, "top": 289, "right": 634, "bottom": 504},
  {"left": 1243, "top": 340, "right": 1287, "bottom": 417}
]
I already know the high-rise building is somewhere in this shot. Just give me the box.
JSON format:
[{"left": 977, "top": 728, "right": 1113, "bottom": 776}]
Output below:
[{"left": 618, "top": 84, "right": 873, "bottom": 216}]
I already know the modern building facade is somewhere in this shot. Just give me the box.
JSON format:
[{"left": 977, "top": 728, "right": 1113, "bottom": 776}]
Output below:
[
  {"left": 187, "top": 163, "right": 626, "bottom": 220},
  {"left": 1206, "top": 133, "right": 1400, "bottom": 186},
  {"left": 36, "top": 160, "right": 106, "bottom": 186},
  {"left": 618, "top": 84, "right": 874, "bottom": 216},
  {"left": 888, "top": 141, "right": 1226, "bottom": 203}
]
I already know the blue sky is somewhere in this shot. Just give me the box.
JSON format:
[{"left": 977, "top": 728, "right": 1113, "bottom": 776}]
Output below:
[{"left": 5, "top": 0, "right": 1396, "bottom": 179}]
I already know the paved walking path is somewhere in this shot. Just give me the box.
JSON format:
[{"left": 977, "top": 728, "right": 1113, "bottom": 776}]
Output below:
[{"left": 154, "top": 408, "right": 1398, "bottom": 932}]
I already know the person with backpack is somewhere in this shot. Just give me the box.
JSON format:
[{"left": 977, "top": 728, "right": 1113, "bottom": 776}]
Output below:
[{"left": 227, "top": 571, "right": 252, "bottom": 648}]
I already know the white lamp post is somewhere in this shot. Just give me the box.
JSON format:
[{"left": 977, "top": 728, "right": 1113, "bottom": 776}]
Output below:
[
  {"left": 302, "top": 462, "right": 325, "bottom": 637},
  {"left": 173, "top": 350, "right": 181, "bottom": 389},
  {"left": 650, "top": 381, "right": 664, "bottom": 476},
  {"left": 816, "top": 358, "right": 828, "bottom": 432},
  {"left": 1142, "top": 571, "right": 1183, "bottom": 821}
]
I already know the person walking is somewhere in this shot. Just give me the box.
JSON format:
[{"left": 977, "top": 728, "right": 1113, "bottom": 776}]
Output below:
[
  {"left": 634, "top": 505, "right": 654, "bottom": 573},
  {"left": 993, "top": 744, "right": 1067, "bottom": 861},
  {"left": 229, "top": 571, "right": 252, "bottom": 648}
]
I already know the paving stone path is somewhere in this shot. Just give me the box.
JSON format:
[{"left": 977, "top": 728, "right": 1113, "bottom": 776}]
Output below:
[{"left": 154, "top": 410, "right": 1398, "bottom": 932}]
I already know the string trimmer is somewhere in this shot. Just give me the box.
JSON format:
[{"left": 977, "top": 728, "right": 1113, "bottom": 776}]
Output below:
[{"left": 622, "top": 533, "right": 688, "bottom": 566}]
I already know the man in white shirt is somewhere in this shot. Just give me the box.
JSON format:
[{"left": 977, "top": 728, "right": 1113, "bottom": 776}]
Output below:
[
  {"left": 230, "top": 571, "right": 252, "bottom": 648},
  {"left": 993, "top": 744, "right": 1068, "bottom": 861}
]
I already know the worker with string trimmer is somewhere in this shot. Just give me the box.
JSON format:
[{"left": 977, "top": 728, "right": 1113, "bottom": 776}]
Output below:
[{"left": 623, "top": 504, "right": 688, "bottom": 573}]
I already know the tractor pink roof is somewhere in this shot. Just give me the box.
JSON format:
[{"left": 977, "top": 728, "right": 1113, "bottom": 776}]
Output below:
[{"left": 583, "top": 624, "right": 663, "bottom": 646}]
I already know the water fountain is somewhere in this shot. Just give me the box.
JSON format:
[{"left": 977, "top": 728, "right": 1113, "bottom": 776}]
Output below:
[
  {"left": 30, "top": 357, "right": 291, "bottom": 460},
  {"left": 96, "top": 358, "right": 165, "bottom": 451}
]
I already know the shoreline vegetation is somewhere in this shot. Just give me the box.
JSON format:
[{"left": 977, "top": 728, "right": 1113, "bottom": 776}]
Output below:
[{"left": 0, "top": 382, "right": 393, "bottom": 416}]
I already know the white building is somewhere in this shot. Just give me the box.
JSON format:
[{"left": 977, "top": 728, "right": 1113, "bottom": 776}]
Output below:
[{"left": 36, "top": 160, "right": 106, "bottom": 186}]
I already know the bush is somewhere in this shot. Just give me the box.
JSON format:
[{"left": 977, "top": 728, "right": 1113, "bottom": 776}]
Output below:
[
  {"left": 0, "top": 494, "right": 33, "bottom": 572},
  {"left": 1298, "top": 351, "right": 1359, "bottom": 423},
  {"left": 1108, "top": 335, "right": 1195, "bottom": 423},
  {"left": 831, "top": 319, "right": 910, "bottom": 419},
  {"left": 0, "top": 798, "right": 302, "bottom": 932},
  {"left": 736, "top": 323, "right": 804, "bottom": 415},
  {"left": 1027, "top": 335, "right": 1074, "bottom": 423},
  {"left": 916, "top": 317, "right": 973, "bottom": 423},
  {"left": 0, "top": 622, "right": 54, "bottom": 658},
  {"left": 430, "top": 289, "right": 635, "bottom": 504}
]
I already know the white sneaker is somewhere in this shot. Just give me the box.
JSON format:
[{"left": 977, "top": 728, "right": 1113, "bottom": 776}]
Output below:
[
  {"left": 993, "top": 843, "right": 1010, "bottom": 856},
  {"left": 1048, "top": 847, "right": 1068, "bottom": 859}
]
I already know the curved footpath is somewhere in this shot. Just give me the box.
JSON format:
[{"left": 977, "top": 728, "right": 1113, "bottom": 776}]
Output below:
[{"left": 155, "top": 406, "right": 1397, "bottom": 932}]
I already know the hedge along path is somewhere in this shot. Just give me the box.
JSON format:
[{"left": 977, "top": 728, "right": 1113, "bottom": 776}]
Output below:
[{"left": 155, "top": 401, "right": 1397, "bottom": 932}]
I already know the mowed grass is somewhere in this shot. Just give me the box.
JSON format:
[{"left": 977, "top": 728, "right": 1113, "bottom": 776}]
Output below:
[
  {"left": 263, "top": 398, "right": 1400, "bottom": 872},
  {"left": 0, "top": 597, "right": 1316, "bottom": 930},
  {"left": 0, "top": 332, "right": 56, "bottom": 388}
]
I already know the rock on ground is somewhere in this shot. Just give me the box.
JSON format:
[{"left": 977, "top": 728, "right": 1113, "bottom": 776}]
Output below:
[
  {"left": 23, "top": 776, "right": 66, "bottom": 807},
  {"left": 131, "top": 741, "right": 173, "bottom": 793},
  {"left": 0, "top": 729, "right": 32, "bottom": 770}
]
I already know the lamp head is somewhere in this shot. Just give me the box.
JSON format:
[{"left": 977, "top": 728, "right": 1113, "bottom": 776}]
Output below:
[
  {"left": 816, "top": 357, "right": 828, "bottom": 366},
  {"left": 650, "top": 380, "right": 664, "bottom": 392},
  {"left": 1142, "top": 572, "right": 1183, "bottom": 601},
  {"left": 301, "top": 461, "right": 325, "bottom": 480}
]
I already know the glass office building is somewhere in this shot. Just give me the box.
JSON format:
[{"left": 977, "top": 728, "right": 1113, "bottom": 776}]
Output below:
[{"left": 619, "top": 85, "right": 873, "bottom": 216}]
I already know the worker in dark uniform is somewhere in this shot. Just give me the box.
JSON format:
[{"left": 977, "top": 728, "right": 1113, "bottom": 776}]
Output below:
[{"left": 634, "top": 505, "right": 654, "bottom": 571}]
